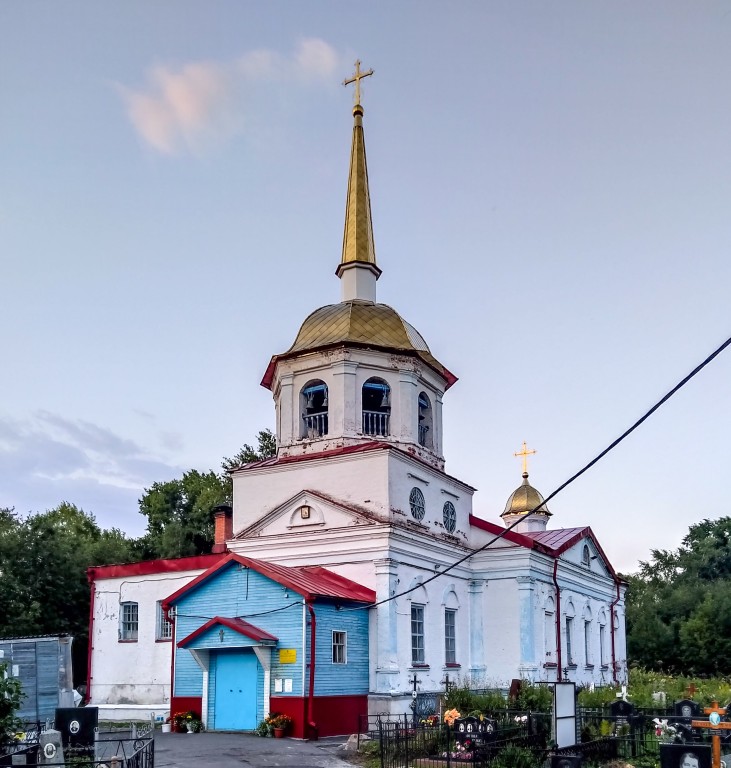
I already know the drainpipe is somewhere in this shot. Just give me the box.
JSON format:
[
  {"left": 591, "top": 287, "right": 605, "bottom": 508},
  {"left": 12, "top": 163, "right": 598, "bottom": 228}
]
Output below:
[
  {"left": 552, "top": 559, "right": 562, "bottom": 680},
  {"left": 165, "top": 603, "right": 177, "bottom": 713},
  {"left": 610, "top": 578, "right": 621, "bottom": 685},
  {"left": 305, "top": 601, "right": 318, "bottom": 740},
  {"left": 86, "top": 569, "right": 96, "bottom": 704}
]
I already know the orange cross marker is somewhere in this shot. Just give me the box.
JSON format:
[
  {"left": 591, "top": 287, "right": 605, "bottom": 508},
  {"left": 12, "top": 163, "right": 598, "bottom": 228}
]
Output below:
[{"left": 692, "top": 701, "right": 731, "bottom": 768}]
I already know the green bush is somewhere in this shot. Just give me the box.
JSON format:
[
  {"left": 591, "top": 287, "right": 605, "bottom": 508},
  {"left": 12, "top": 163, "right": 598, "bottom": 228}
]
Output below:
[
  {"left": 514, "top": 682, "right": 553, "bottom": 713},
  {"left": 489, "top": 745, "right": 541, "bottom": 768},
  {"left": 0, "top": 663, "right": 23, "bottom": 744}
]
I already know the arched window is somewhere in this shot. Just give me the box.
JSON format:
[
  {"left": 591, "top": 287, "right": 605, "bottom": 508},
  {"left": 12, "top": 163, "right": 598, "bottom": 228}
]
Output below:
[
  {"left": 409, "top": 487, "right": 426, "bottom": 521},
  {"left": 582, "top": 544, "right": 591, "bottom": 567},
  {"left": 362, "top": 377, "right": 390, "bottom": 436},
  {"left": 418, "top": 392, "right": 433, "bottom": 448},
  {"left": 301, "top": 380, "right": 328, "bottom": 438}
]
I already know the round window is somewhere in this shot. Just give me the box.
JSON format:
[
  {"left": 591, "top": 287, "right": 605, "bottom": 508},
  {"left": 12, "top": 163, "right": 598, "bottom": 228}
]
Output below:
[
  {"left": 409, "top": 487, "right": 426, "bottom": 521},
  {"left": 443, "top": 501, "right": 456, "bottom": 533}
]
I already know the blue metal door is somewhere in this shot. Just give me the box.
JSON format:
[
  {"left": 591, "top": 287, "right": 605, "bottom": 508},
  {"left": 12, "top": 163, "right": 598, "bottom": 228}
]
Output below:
[{"left": 214, "top": 651, "right": 258, "bottom": 730}]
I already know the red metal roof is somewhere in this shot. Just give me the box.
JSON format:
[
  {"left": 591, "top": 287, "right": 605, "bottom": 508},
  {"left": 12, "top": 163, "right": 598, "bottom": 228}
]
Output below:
[
  {"left": 521, "top": 527, "right": 588, "bottom": 551},
  {"left": 87, "top": 554, "right": 226, "bottom": 581},
  {"left": 522, "top": 526, "right": 618, "bottom": 578},
  {"left": 469, "top": 515, "right": 554, "bottom": 555},
  {"left": 469, "top": 517, "right": 618, "bottom": 579},
  {"left": 164, "top": 553, "right": 376, "bottom": 607},
  {"left": 177, "top": 616, "right": 278, "bottom": 648}
]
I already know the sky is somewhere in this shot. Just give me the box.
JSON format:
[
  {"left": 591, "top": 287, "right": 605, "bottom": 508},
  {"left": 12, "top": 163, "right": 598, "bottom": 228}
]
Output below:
[{"left": 1, "top": 2, "right": 730, "bottom": 574}]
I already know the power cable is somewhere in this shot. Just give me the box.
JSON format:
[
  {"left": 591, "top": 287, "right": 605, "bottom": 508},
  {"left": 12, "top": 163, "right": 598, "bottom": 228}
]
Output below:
[{"left": 343, "top": 333, "right": 731, "bottom": 611}]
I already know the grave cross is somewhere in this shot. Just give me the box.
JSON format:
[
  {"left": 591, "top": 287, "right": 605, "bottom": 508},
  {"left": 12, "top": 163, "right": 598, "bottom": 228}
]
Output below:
[
  {"left": 692, "top": 701, "right": 731, "bottom": 768},
  {"left": 410, "top": 673, "right": 421, "bottom": 699},
  {"left": 686, "top": 683, "right": 699, "bottom": 698},
  {"left": 441, "top": 673, "right": 453, "bottom": 694}
]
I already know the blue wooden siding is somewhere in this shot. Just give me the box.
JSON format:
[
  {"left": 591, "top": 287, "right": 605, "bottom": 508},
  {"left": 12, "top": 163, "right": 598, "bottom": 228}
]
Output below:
[
  {"left": 310, "top": 601, "right": 369, "bottom": 696},
  {"left": 174, "top": 563, "right": 306, "bottom": 697}
]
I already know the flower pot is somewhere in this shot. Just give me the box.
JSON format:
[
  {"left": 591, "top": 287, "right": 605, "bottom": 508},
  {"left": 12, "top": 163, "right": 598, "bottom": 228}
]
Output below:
[
  {"left": 161, "top": 723, "right": 171, "bottom": 733},
  {"left": 186, "top": 724, "right": 195, "bottom": 733},
  {"left": 273, "top": 728, "right": 285, "bottom": 738}
]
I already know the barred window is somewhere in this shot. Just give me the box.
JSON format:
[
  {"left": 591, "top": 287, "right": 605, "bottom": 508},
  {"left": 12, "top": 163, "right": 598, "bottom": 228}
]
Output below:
[
  {"left": 411, "top": 604, "right": 425, "bottom": 664},
  {"left": 332, "top": 631, "right": 347, "bottom": 664},
  {"left": 156, "top": 601, "right": 172, "bottom": 641},
  {"left": 120, "top": 602, "right": 138, "bottom": 641}
]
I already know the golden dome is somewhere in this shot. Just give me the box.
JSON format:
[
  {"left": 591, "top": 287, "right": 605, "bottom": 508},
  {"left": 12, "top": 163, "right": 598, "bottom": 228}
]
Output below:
[
  {"left": 261, "top": 300, "right": 457, "bottom": 390},
  {"left": 501, "top": 473, "right": 551, "bottom": 518}
]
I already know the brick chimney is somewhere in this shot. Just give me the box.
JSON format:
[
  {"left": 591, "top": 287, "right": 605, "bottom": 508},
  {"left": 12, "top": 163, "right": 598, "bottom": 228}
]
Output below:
[{"left": 212, "top": 504, "right": 233, "bottom": 554}]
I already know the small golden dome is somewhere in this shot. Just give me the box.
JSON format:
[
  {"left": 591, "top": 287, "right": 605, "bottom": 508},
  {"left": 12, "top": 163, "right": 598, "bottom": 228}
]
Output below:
[
  {"left": 501, "top": 473, "right": 551, "bottom": 518},
  {"left": 261, "top": 300, "right": 457, "bottom": 390}
]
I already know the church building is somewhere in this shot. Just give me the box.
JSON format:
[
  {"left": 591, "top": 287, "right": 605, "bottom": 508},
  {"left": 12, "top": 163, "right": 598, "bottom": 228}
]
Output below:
[{"left": 86, "top": 64, "right": 627, "bottom": 738}]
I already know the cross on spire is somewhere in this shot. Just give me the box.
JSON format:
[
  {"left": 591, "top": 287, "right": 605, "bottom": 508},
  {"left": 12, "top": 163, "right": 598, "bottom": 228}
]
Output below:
[
  {"left": 514, "top": 441, "right": 537, "bottom": 475},
  {"left": 343, "top": 60, "right": 374, "bottom": 106}
]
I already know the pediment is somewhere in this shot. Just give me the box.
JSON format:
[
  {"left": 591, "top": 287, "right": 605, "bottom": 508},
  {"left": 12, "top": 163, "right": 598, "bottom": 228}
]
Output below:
[{"left": 234, "top": 489, "right": 383, "bottom": 539}]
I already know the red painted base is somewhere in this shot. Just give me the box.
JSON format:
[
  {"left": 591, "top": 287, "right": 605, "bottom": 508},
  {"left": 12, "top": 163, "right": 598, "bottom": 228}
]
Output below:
[{"left": 270, "top": 695, "right": 367, "bottom": 739}]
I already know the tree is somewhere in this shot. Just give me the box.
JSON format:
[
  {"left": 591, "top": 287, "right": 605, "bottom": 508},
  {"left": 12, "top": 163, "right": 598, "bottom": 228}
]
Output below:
[
  {"left": 137, "top": 470, "right": 229, "bottom": 559},
  {"left": 626, "top": 516, "right": 731, "bottom": 675},
  {"left": 0, "top": 503, "right": 137, "bottom": 639},
  {"left": 137, "top": 429, "right": 276, "bottom": 559},
  {"left": 221, "top": 428, "right": 276, "bottom": 472}
]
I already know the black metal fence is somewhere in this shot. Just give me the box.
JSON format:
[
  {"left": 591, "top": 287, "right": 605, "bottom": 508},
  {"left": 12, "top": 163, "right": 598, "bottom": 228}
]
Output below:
[
  {"left": 0, "top": 723, "right": 154, "bottom": 768},
  {"left": 375, "top": 717, "right": 548, "bottom": 768}
]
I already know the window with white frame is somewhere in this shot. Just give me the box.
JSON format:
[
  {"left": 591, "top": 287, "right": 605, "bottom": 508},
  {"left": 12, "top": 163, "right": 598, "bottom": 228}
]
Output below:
[
  {"left": 156, "top": 601, "right": 172, "bottom": 641},
  {"left": 411, "top": 604, "right": 425, "bottom": 664},
  {"left": 120, "top": 601, "right": 138, "bottom": 641},
  {"left": 599, "top": 622, "right": 607, "bottom": 666},
  {"left": 444, "top": 608, "right": 456, "bottom": 664},
  {"left": 584, "top": 620, "right": 592, "bottom": 665},
  {"left": 332, "top": 631, "right": 347, "bottom": 664}
]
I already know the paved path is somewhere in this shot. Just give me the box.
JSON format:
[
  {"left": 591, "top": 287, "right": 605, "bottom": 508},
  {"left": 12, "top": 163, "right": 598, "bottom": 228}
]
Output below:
[{"left": 153, "top": 732, "right": 357, "bottom": 768}]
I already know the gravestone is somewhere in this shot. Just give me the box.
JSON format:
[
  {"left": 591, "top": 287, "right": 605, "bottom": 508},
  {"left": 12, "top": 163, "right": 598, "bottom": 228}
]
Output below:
[
  {"left": 659, "top": 743, "right": 711, "bottom": 768},
  {"left": 37, "top": 731, "right": 64, "bottom": 766},
  {"left": 54, "top": 707, "right": 98, "bottom": 751},
  {"left": 453, "top": 716, "right": 496, "bottom": 757},
  {"left": 675, "top": 700, "right": 701, "bottom": 720}
]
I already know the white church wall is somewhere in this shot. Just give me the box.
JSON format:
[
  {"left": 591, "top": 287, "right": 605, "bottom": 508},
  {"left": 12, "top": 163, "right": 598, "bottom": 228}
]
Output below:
[
  {"left": 89, "top": 568, "right": 206, "bottom": 709},
  {"left": 232, "top": 450, "right": 391, "bottom": 531},
  {"left": 482, "top": 577, "right": 521, "bottom": 685},
  {"left": 388, "top": 452, "right": 474, "bottom": 542}
]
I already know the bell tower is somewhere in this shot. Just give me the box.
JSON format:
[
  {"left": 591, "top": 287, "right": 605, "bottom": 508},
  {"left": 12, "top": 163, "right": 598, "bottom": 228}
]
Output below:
[{"left": 259, "top": 63, "right": 457, "bottom": 471}]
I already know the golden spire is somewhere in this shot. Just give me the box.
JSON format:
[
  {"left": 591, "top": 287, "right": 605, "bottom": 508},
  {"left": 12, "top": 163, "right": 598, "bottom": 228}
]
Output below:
[
  {"left": 336, "top": 60, "right": 381, "bottom": 289},
  {"left": 514, "top": 441, "right": 536, "bottom": 475}
]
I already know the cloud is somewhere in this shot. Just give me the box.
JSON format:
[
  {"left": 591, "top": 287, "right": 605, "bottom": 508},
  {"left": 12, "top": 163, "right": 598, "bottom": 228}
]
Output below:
[
  {"left": 121, "top": 38, "right": 341, "bottom": 155},
  {"left": 0, "top": 412, "right": 184, "bottom": 532}
]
